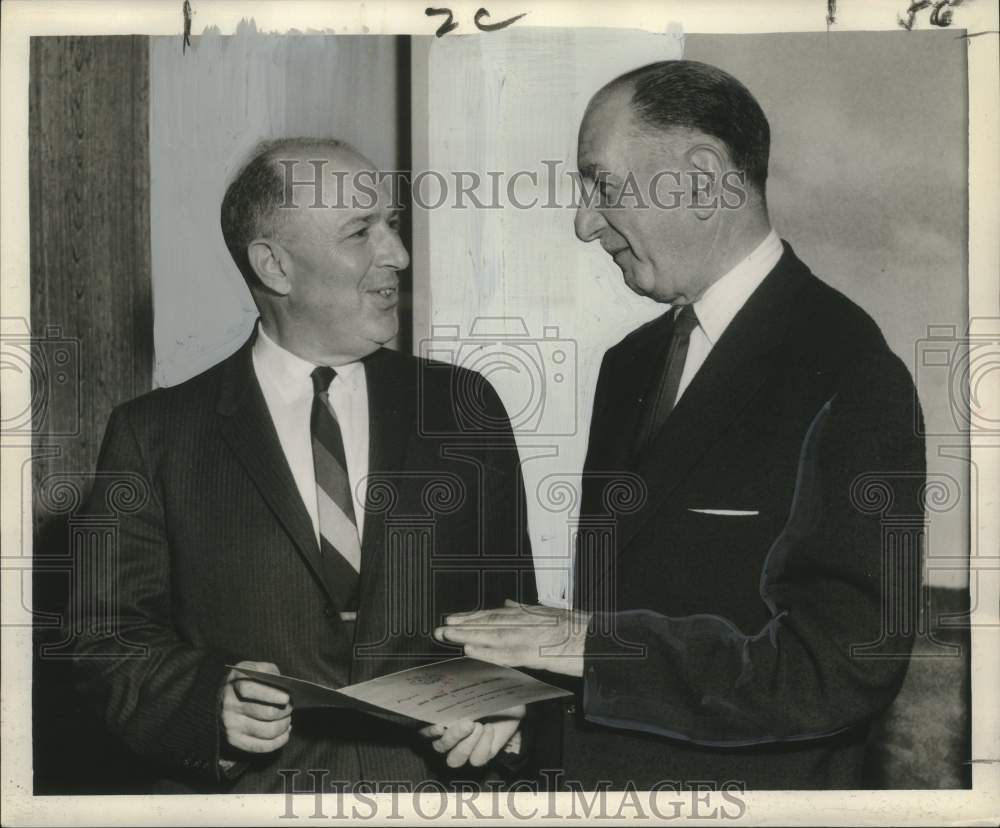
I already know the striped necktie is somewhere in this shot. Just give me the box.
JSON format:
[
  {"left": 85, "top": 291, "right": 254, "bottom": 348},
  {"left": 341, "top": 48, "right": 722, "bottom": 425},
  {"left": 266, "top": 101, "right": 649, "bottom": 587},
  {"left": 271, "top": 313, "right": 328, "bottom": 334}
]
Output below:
[{"left": 310, "top": 366, "right": 362, "bottom": 611}]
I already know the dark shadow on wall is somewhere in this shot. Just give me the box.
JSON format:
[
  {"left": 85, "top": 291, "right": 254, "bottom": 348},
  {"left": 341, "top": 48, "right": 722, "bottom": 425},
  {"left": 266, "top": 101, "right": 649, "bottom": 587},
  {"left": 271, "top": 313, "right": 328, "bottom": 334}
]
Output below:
[
  {"left": 394, "top": 34, "right": 414, "bottom": 354},
  {"left": 33, "top": 517, "right": 157, "bottom": 794}
]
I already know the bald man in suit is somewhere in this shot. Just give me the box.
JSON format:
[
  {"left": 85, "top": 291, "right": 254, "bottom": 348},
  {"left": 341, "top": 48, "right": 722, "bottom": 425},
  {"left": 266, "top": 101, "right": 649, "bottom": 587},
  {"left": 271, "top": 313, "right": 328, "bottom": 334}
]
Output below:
[
  {"left": 72, "top": 138, "right": 537, "bottom": 792},
  {"left": 437, "top": 60, "right": 925, "bottom": 790}
]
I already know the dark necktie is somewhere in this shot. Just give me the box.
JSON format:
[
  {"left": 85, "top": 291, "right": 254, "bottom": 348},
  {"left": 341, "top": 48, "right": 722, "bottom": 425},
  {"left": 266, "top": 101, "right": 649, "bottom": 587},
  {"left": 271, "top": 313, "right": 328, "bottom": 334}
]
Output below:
[
  {"left": 311, "top": 366, "right": 362, "bottom": 612},
  {"left": 634, "top": 304, "right": 700, "bottom": 458}
]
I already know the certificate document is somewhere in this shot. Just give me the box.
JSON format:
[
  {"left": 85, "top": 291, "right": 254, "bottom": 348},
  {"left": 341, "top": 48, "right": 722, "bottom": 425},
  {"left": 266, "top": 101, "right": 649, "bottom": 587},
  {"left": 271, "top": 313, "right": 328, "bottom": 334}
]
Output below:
[{"left": 229, "top": 657, "right": 571, "bottom": 725}]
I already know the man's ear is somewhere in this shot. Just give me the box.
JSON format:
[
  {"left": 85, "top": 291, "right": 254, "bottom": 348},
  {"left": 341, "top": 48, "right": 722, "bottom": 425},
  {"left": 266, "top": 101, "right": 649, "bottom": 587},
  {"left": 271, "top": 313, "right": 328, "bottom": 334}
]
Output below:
[
  {"left": 685, "top": 142, "right": 728, "bottom": 221},
  {"left": 247, "top": 239, "right": 292, "bottom": 295}
]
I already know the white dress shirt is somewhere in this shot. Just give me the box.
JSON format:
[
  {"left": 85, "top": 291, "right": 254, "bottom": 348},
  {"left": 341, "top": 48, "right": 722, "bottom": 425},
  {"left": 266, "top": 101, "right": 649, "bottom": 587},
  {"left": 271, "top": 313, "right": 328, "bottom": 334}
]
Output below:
[
  {"left": 675, "top": 229, "right": 783, "bottom": 402},
  {"left": 252, "top": 326, "right": 369, "bottom": 543}
]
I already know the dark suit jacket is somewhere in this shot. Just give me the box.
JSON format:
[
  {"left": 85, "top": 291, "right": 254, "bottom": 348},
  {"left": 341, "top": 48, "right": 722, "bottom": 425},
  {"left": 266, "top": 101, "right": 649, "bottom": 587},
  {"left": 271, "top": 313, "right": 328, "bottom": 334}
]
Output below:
[
  {"left": 557, "top": 243, "right": 925, "bottom": 790},
  {"left": 71, "top": 334, "right": 536, "bottom": 793}
]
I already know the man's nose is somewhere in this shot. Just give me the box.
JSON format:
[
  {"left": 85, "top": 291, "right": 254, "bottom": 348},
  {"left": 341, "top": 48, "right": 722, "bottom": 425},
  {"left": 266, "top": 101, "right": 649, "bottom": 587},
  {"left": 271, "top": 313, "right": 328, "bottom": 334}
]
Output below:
[
  {"left": 574, "top": 204, "right": 607, "bottom": 242},
  {"left": 376, "top": 225, "right": 410, "bottom": 271}
]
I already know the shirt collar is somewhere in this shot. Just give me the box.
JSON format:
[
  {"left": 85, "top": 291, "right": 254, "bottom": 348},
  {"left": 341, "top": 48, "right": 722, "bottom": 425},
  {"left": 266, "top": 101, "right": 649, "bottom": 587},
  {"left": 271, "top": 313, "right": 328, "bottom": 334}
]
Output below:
[
  {"left": 253, "top": 324, "right": 365, "bottom": 403},
  {"left": 690, "top": 228, "right": 783, "bottom": 346}
]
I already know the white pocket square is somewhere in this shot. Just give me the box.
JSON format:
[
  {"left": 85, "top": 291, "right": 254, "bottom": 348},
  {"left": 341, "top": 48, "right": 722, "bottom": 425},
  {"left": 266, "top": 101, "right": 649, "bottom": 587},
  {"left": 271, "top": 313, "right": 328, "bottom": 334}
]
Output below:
[{"left": 687, "top": 508, "right": 759, "bottom": 516}]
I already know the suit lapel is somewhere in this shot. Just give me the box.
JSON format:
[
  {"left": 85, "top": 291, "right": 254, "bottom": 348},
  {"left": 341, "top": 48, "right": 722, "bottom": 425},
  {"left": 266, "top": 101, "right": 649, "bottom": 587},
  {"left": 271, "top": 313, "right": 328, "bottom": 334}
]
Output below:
[
  {"left": 215, "top": 335, "right": 335, "bottom": 606},
  {"left": 610, "top": 248, "right": 806, "bottom": 557},
  {"left": 586, "top": 310, "right": 675, "bottom": 478},
  {"left": 355, "top": 349, "right": 416, "bottom": 643}
]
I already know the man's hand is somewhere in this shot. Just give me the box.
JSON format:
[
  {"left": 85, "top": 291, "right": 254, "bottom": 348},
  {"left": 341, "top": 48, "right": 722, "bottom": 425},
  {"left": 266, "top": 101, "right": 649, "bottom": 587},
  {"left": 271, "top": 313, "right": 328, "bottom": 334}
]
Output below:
[
  {"left": 221, "top": 661, "right": 293, "bottom": 753},
  {"left": 418, "top": 705, "right": 526, "bottom": 768},
  {"left": 434, "top": 600, "right": 591, "bottom": 677}
]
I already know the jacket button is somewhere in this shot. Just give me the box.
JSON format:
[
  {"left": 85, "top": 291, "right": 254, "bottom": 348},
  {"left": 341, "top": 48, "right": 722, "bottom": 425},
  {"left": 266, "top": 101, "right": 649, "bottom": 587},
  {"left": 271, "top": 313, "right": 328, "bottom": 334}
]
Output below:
[
  {"left": 566, "top": 703, "right": 576, "bottom": 715},
  {"left": 324, "top": 605, "right": 338, "bottom": 619}
]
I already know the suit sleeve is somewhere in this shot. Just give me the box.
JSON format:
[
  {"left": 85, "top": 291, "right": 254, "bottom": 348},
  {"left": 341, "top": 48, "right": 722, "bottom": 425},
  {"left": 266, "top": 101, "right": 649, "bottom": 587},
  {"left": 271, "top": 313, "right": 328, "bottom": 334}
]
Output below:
[
  {"left": 474, "top": 374, "right": 538, "bottom": 607},
  {"left": 581, "top": 350, "right": 926, "bottom": 745},
  {"left": 71, "top": 403, "right": 243, "bottom": 781}
]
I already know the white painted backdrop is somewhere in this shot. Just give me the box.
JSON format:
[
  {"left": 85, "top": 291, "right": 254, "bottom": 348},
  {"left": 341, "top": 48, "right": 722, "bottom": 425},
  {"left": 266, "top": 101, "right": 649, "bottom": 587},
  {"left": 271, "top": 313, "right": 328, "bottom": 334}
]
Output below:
[
  {"left": 413, "top": 31, "right": 686, "bottom": 604},
  {"left": 150, "top": 28, "right": 401, "bottom": 387}
]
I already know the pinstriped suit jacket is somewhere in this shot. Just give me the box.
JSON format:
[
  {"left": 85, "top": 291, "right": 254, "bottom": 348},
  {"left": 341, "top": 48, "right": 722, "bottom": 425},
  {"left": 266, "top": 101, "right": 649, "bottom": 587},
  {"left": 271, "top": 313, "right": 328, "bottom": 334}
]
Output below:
[{"left": 72, "top": 334, "right": 537, "bottom": 793}]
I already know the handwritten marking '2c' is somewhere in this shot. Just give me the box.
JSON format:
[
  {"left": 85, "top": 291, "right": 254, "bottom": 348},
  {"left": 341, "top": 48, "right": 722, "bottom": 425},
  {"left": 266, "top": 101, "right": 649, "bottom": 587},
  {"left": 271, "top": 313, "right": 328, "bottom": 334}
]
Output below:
[{"left": 425, "top": 6, "right": 528, "bottom": 37}]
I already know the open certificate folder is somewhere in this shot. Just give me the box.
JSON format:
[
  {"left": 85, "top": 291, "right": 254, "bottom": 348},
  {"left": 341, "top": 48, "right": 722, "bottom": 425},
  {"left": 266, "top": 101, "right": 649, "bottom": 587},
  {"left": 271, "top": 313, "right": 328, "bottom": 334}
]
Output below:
[{"left": 228, "top": 657, "right": 572, "bottom": 726}]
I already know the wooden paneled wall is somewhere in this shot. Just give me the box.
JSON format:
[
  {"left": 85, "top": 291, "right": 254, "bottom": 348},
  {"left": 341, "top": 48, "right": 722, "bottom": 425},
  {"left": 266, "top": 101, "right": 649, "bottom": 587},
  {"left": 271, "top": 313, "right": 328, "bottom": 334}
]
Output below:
[
  {"left": 29, "top": 35, "right": 153, "bottom": 530},
  {"left": 29, "top": 35, "right": 153, "bottom": 794}
]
